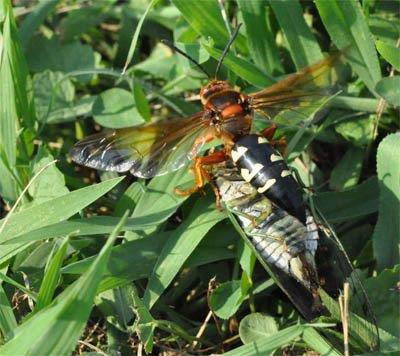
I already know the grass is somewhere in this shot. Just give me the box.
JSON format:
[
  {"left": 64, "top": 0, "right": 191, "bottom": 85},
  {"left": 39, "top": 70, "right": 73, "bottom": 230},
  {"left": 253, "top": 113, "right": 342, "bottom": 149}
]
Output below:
[{"left": 0, "top": 0, "right": 399, "bottom": 354}]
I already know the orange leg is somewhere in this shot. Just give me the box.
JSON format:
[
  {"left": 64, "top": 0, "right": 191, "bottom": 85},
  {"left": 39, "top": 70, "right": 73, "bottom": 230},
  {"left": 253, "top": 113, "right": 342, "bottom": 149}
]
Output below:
[
  {"left": 261, "top": 123, "right": 287, "bottom": 152},
  {"left": 175, "top": 150, "right": 228, "bottom": 208}
]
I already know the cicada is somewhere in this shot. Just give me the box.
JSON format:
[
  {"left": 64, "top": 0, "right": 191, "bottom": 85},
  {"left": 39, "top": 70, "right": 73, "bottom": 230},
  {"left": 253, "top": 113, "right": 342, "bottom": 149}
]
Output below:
[{"left": 208, "top": 153, "right": 380, "bottom": 353}]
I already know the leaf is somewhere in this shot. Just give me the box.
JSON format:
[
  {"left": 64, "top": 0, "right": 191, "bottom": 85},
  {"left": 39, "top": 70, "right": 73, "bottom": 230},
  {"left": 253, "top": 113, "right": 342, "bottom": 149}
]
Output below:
[
  {"left": 239, "top": 313, "right": 278, "bottom": 344},
  {"left": 171, "top": 0, "right": 247, "bottom": 53},
  {"left": 33, "top": 237, "right": 70, "bottom": 313},
  {"left": 270, "top": 0, "right": 323, "bottom": 68},
  {"left": 143, "top": 196, "right": 225, "bottom": 308},
  {"left": 334, "top": 115, "right": 374, "bottom": 147},
  {"left": 0, "top": 212, "right": 128, "bottom": 355},
  {"left": 0, "top": 283, "right": 17, "bottom": 339},
  {"left": 26, "top": 36, "right": 96, "bottom": 77},
  {"left": 210, "top": 280, "right": 244, "bottom": 320},
  {"left": 237, "top": 0, "right": 282, "bottom": 74},
  {"left": 122, "top": 0, "right": 160, "bottom": 73},
  {"left": 32, "top": 70, "right": 75, "bottom": 123},
  {"left": 375, "top": 76, "right": 400, "bottom": 107},
  {"left": 59, "top": 6, "right": 108, "bottom": 41},
  {"left": 27, "top": 147, "right": 69, "bottom": 205},
  {"left": 131, "top": 287, "right": 156, "bottom": 353},
  {"left": 302, "top": 327, "right": 340, "bottom": 355},
  {"left": 133, "top": 82, "right": 151, "bottom": 121},
  {"left": 376, "top": 40, "right": 400, "bottom": 71},
  {"left": 93, "top": 88, "right": 145, "bottom": 128},
  {"left": 19, "top": 0, "right": 59, "bottom": 49},
  {"left": 329, "top": 146, "right": 364, "bottom": 191},
  {"left": 224, "top": 324, "right": 305, "bottom": 356},
  {"left": 314, "top": 176, "right": 379, "bottom": 222},
  {"left": 315, "top": 0, "right": 382, "bottom": 94},
  {"left": 204, "top": 45, "right": 275, "bottom": 88},
  {"left": 0, "top": 177, "right": 124, "bottom": 264},
  {"left": 373, "top": 133, "right": 400, "bottom": 270},
  {"left": 363, "top": 265, "right": 400, "bottom": 339}
]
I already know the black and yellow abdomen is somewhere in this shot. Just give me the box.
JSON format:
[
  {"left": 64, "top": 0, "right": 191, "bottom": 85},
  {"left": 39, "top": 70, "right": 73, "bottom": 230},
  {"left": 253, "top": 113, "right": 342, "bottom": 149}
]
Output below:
[{"left": 231, "top": 134, "right": 306, "bottom": 224}]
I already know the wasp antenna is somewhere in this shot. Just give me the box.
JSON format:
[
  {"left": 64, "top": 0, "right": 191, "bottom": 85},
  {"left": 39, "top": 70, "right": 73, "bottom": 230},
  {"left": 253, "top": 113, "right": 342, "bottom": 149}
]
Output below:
[
  {"left": 215, "top": 23, "right": 242, "bottom": 79},
  {"left": 161, "top": 39, "right": 210, "bottom": 78}
]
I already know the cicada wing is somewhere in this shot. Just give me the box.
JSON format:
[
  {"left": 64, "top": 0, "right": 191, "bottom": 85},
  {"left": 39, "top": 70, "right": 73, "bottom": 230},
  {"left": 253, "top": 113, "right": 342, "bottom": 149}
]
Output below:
[
  {"left": 249, "top": 54, "right": 342, "bottom": 124},
  {"left": 315, "top": 220, "right": 380, "bottom": 352},
  {"left": 70, "top": 112, "right": 208, "bottom": 178}
]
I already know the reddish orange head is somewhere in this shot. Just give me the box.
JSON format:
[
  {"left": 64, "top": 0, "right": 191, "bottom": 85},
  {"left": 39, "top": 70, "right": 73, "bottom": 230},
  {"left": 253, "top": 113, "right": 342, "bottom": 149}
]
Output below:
[{"left": 200, "top": 80, "right": 233, "bottom": 105}]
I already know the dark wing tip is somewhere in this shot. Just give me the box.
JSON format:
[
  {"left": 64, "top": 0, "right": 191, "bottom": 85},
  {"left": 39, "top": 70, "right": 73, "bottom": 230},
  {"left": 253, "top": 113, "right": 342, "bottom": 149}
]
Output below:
[{"left": 69, "top": 136, "right": 134, "bottom": 173}]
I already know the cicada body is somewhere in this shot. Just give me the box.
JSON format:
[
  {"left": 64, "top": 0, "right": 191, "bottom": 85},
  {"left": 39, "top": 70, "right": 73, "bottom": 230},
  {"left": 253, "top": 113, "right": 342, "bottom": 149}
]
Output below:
[{"left": 209, "top": 157, "right": 380, "bottom": 352}]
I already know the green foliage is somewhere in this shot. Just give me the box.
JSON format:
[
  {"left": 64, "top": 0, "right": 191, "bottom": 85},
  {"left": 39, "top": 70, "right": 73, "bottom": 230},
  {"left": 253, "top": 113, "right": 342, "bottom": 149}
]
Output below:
[{"left": 0, "top": 0, "right": 398, "bottom": 354}]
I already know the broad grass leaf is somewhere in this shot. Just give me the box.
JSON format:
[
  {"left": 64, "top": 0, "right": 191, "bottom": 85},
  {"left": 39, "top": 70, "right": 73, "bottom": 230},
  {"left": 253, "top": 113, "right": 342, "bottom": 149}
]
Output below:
[
  {"left": 0, "top": 177, "right": 124, "bottom": 263},
  {"left": 302, "top": 327, "right": 341, "bottom": 355},
  {"left": 143, "top": 196, "right": 225, "bottom": 308},
  {"left": 329, "top": 147, "right": 364, "bottom": 191},
  {"left": 237, "top": 0, "right": 282, "bottom": 75},
  {"left": 270, "top": 0, "right": 323, "bottom": 68},
  {"left": 0, "top": 212, "right": 128, "bottom": 355},
  {"left": 239, "top": 313, "right": 278, "bottom": 344},
  {"left": 224, "top": 324, "right": 306, "bottom": 356},
  {"left": 204, "top": 45, "right": 274, "bottom": 88},
  {"left": 313, "top": 177, "right": 379, "bottom": 222},
  {"left": 172, "top": 0, "right": 247, "bottom": 54},
  {"left": 315, "top": 0, "right": 381, "bottom": 94},
  {"left": 0, "top": 284, "right": 17, "bottom": 339},
  {"left": 363, "top": 265, "right": 400, "bottom": 340},
  {"left": 33, "top": 237, "right": 70, "bottom": 313},
  {"left": 373, "top": 133, "right": 400, "bottom": 270}
]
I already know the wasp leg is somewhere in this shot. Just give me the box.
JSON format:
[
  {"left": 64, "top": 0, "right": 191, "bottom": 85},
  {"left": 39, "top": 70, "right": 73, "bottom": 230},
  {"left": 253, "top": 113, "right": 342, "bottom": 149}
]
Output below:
[
  {"left": 260, "top": 124, "right": 287, "bottom": 153},
  {"left": 175, "top": 150, "right": 228, "bottom": 209}
]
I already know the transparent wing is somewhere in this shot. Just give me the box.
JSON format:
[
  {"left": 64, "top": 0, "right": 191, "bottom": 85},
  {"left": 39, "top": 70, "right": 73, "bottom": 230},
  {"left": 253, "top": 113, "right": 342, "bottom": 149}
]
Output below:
[
  {"left": 316, "top": 221, "right": 380, "bottom": 352},
  {"left": 70, "top": 112, "right": 209, "bottom": 178},
  {"left": 248, "top": 54, "right": 341, "bottom": 123}
]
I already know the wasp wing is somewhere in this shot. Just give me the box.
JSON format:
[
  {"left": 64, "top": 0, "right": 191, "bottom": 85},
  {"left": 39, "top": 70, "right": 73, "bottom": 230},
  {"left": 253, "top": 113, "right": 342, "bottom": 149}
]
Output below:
[
  {"left": 70, "top": 113, "right": 209, "bottom": 178},
  {"left": 249, "top": 54, "right": 341, "bottom": 123}
]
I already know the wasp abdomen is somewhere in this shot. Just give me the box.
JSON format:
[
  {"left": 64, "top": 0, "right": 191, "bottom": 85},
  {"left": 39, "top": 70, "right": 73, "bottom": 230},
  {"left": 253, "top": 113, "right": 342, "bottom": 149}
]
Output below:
[{"left": 231, "top": 134, "right": 306, "bottom": 224}]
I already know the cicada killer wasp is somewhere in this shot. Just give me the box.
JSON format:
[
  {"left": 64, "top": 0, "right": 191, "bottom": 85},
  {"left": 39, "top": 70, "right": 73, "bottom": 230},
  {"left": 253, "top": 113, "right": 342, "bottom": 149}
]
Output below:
[{"left": 70, "top": 24, "right": 337, "bottom": 198}]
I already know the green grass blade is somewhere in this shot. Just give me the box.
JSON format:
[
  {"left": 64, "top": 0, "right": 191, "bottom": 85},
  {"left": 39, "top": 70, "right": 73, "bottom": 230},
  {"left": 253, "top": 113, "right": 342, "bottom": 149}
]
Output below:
[
  {"left": 33, "top": 237, "right": 70, "bottom": 313},
  {"left": 224, "top": 324, "right": 304, "bottom": 355},
  {"left": 204, "top": 45, "right": 275, "bottom": 87},
  {"left": 0, "top": 177, "right": 124, "bottom": 264},
  {"left": 0, "top": 212, "right": 128, "bottom": 355},
  {"left": 0, "top": 283, "right": 17, "bottom": 339},
  {"left": 172, "top": 0, "right": 247, "bottom": 53},
  {"left": 122, "top": 0, "right": 160, "bottom": 74},
  {"left": 143, "top": 196, "right": 225, "bottom": 309},
  {"left": 270, "top": 0, "right": 323, "bottom": 68},
  {"left": 315, "top": 0, "right": 381, "bottom": 94},
  {"left": 373, "top": 133, "right": 400, "bottom": 270},
  {"left": 237, "top": 0, "right": 282, "bottom": 74},
  {"left": 302, "top": 327, "right": 341, "bottom": 355}
]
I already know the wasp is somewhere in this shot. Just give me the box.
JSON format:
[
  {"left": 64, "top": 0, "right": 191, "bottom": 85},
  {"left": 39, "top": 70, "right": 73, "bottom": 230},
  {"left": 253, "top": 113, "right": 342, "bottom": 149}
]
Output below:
[
  {"left": 209, "top": 156, "right": 380, "bottom": 352},
  {"left": 70, "top": 24, "right": 336, "bottom": 200}
]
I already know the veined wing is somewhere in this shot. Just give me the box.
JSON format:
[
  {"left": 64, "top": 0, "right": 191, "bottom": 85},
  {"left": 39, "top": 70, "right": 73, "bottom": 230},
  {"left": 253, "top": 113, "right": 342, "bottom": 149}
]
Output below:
[
  {"left": 249, "top": 54, "right": 341, "bottom": 122},
  {"left": 70, "top": 112, "right": 209, "bottom": 178}
]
